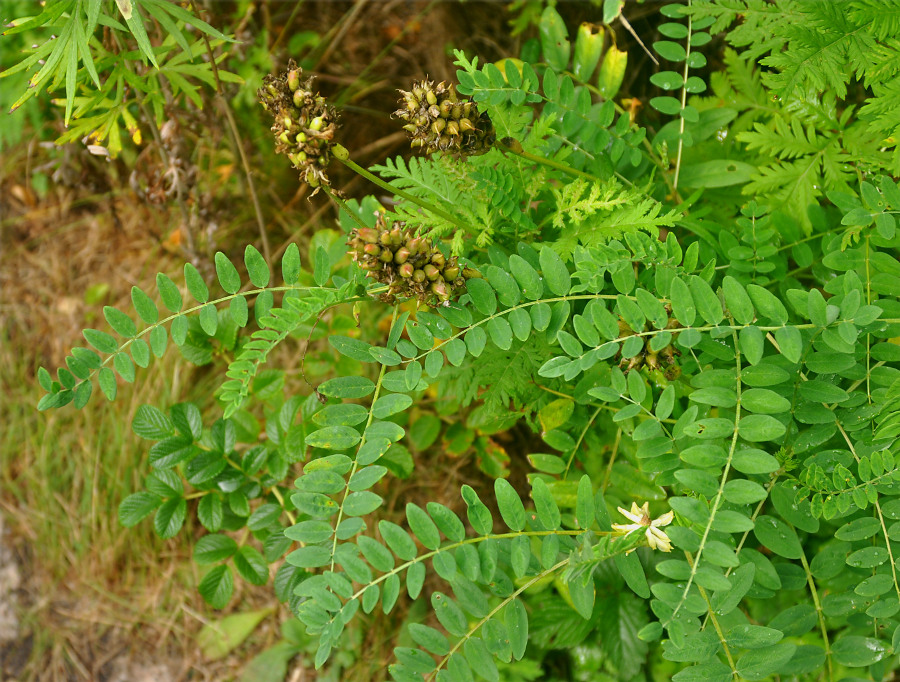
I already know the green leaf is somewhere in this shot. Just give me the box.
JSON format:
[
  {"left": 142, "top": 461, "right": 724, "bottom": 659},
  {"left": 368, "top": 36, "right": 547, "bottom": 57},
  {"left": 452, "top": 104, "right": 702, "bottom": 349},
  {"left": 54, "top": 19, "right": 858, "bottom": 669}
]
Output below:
[
  {"left": 723, "top": 276, "right": 754, "bottom": 324},
  {"left": 832, "top": 637, "right": 889, "bottom": 667},
  {"left": 739, "top": 415, "right": 786, "bottom": 442},
  {"left": 282, "top": 243, "right": 301, "bottom": 284},
  {"left": 318, "top": 376, "right": 375, "bottom": 398},
  {"left": 576, "top": 475, "right": 595, "bottom": 529},
  {"left": 495, "top": 479, "right": 526, "bottom": 531},
  {"left": 215, "top": 252, "right": 241, "bottom": 294},
  {"left": 133, "top": 404, "right": 173, "bottom": 439},
  {"left": 407, "top": 502, "right": 441, "bottom": 549},
  {"left": 754, "top": 515, "right": 802, "bottom": 559},
  {"left": 103, "top": 306, "right": 137, "bottom": 338},
  {"left": 379, "top": 520, "right": 418, "bottom": 561},
  {"left": 314, "top": 245, "right": 330, "bottom": 286},
  {"left": 197, "top": 608, "right": 273, "bottom": 661},
  {"left": 486, "top": 266, "right": 521, "bottom": 307},
  {"left": 532, "top": 477, "right": 561, "bottom": 529},
  {"left": 118, "top": 492, "right": 161, "bottom": 527},
  {"left": 669, "top": 277, "right": 695, "bottom": 326},
  {"left": 244, "top": 245, "right": 270, "bottom": 288},
  {"left": 467, "top": 278, "right": 497, "bottom": 316},
  {"left": 373, "top": 394, "right": 413, "bottom": 419},
  {"left": 157, "top": 273, "right": 183, "bottom": 312},
  {"left": 509, "top": 254, "right": 543, "bottom": 300},
  {"left": 131, "top": 286, "right": 158, "bottom": 324},
  {"left": 409, "top": 624, "right": 450, "bottom": 656},
  {"left": 540, "top": 246, "right": 571, "bottom": 296},
  {"left": 736, "top": 643, "right": 796, "bottom": 681},
  {"left": 344, "top": 491, "right": 383, "bottom": 516},
  {"left": 98, "top": 367, "right": 117, "bottom": 400},
  {"left": 194, "top": 534, "right": 238, "bottom": 564},
  {"left": 461, "top": 485, "right": 493, "bottom": 535},
  {"left": 154, "top": 497, "right": 187, "bottom": 539},
  {"left": 746, "top": 284, "right": 788, "bottom": 325},
  {"left": 539, "top": 5, "right": 570, "bottom": 72},
  {"left": 123, "top": 3, "right": 159, "bottom": 67},
  {"left": 184, "top": 263, "right": 209, "bottom": 304},
  {"left": 198, "top": 565, "right": 233, "bottom": 609}
]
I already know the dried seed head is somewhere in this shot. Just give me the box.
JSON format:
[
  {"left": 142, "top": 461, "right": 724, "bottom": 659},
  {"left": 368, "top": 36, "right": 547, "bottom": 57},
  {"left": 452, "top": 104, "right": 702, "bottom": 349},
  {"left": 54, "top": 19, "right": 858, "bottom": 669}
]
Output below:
[
  {"left": 393, "top": 78, "right": 495, "bottom": 157},
  {"left": 258, "top": 60, "right": 340, "bottom": 191},
  {"left": 346, "top": 214, "right": 479, "bottom": 306}
]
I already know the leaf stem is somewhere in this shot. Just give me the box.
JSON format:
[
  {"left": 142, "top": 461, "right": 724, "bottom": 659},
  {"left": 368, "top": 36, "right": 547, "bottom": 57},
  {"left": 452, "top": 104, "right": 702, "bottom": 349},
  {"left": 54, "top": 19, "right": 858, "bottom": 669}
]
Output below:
[{"left": 335, "top": 155, "right": 467, "bottom": 230}]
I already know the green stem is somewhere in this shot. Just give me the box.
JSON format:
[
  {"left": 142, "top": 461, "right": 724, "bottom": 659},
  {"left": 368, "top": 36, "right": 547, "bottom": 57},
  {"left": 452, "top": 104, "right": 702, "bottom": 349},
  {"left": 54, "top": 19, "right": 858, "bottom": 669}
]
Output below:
[
  {"left": 323, "top": 186, "right": 370, "bottom": 232},
  {"left": 336, "top": 155, "right": 467, "bottom": 230},
  {"left": 495, "top": 139, "right": 606, "bottom": 184}
]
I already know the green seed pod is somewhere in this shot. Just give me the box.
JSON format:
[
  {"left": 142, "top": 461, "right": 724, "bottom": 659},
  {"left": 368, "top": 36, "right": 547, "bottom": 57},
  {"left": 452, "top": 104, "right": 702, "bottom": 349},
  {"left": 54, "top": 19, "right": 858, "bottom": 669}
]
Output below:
[
  {"left": 406, "top": 237, "right": 422, "bottom": 254},
  {"left": 573, "top": 23, "right": 605, "bottom": 82},
  {"left": 413, "top": 269, "right": 426, "bottom": 283},
  {"left": 283, "top": 116, "right": 293, "bottom": 129},
  {"left": 414, "top": 86, "right": 426, "bottom": 101},
  {"left": 451, "top": 104, "right": 463, "bottom": 119},
  {"left": 279, "top": 131, "right": 291, "bottom": 144},
  {"left": 332, "top": 143, "right": 349, "bottom": 161},
  {"left": 394, "top": 247, "right": 411, "bottom": 265},
  {"left": 379, "top": 231, "right": 392, "bottom": 246},
  {"left": 309, "top": 116, "right": 325, "bottom": 131},
  {"left": 430, "top": 252, "right": 446, "bottom": 268},
  {"left": 425, "top": 89, "right": 438, "bottom": 106},
  {"left": 424, "top": 264, "right": 440, "bottom": 280},
  {"left": 399, "top": 263, "right": 414, "bottom": 278},
  {"left": 459, "top": 117, "right": 475, "bottom": 132},
  {"left": 463, "top": 268, "right": 481, "bottom": 279},
  {"left": 287, "top": 69, "right": 301, "bottom": 92},
  {"left": 439, "top": 100, "right": 453, "bottom": 118},
  {"left": 446, "top": 120, "right": 460, "bottom": 137},
  {"left": 432, "top": 118, "right": 447, "bottom": 135},
  {"left": 306, "top": 169, "right": 320, "bottom": 187},
  {"left": 428, "top": 105, "right": 441, "bottom": 119},
  {"left": 443, "top": 266, "right": 460, "bottom": 280},
  {"left": 296, "top": 151, "right": 308, "bottom": 163},
  {"left": 379, "top": 249, "right": 394, "bottom": 263},
  {"left": 430, "top": 280, "right": 449, "bottom": 300},
  {"left": 357, "top": 228, "right": 378, "bottom": 243},
  {"left": 363, "top": 243, "right": 381, "bottom": 256},
  {"left": 293, "top": 90, "right": 304, "bottom": 108}
]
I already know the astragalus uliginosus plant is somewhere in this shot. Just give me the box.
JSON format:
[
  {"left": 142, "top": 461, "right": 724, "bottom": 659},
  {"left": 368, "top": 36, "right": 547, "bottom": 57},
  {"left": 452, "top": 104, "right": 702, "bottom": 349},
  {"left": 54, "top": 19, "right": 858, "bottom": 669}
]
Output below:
[{"left": 38, "top": 2, "right": 900, "bottom": 679}]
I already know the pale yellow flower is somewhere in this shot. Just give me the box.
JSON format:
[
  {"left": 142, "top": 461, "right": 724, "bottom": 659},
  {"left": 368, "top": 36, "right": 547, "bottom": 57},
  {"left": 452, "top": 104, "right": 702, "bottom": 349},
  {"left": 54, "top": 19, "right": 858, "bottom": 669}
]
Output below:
[{"left": 612, "top": 502, "right": 674, "bottom": 553}]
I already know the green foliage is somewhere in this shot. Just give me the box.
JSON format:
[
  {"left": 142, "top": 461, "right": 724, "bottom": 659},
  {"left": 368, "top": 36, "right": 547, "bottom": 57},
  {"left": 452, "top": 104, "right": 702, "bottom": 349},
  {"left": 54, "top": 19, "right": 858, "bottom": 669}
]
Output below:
[
  {"left": 36, "top": 1, "right": 900, "bottom": 680},
  {"left": 2, "top": 0, "right": 238, "bottom": 156}
]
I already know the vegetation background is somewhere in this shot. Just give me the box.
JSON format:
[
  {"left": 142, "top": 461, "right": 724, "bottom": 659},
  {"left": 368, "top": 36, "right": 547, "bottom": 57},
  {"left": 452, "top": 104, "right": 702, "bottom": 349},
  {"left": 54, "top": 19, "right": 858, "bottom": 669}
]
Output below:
[{"left": 0, "top": 1, "right": 662, "bottom": 679}]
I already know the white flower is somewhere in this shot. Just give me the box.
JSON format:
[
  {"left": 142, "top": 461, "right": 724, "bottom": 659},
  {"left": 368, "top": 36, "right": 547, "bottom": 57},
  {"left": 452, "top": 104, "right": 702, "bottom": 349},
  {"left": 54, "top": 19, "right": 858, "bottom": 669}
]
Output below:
[{"left": 612, "top": 502, "right": 674, "bottom": 553}]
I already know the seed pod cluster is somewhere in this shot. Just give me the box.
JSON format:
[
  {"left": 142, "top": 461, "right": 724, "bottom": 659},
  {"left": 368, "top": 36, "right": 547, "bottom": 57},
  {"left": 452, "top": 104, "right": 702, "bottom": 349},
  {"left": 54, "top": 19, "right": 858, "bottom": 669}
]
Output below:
[
  {"left": 258, "top": 61, "right": 338, "bottom": 189},
  {"left": 617, "top": 311, "right": 682, "bottom": 381},
  {"left": 394, "top": 80, "right": 495, "bottom": 156},
  {"left": 348, "top": 216, "right": 479, "bottom": 306}
]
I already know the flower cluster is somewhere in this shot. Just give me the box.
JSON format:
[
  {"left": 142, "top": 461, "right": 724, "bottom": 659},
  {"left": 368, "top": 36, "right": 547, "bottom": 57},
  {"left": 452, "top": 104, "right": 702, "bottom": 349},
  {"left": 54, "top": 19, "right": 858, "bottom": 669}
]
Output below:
[
  {"left": 348, "top": 215, "right": 478, "bottom": 306},
  {"left": 394, "top": 80, "right": 495, "bottom": 156},
  {"left": 617, "top": 310, "right": 682, "bottom": 380},
  {"left": 258, "top": 62, "right": 339, "bottom": 189},
  {"left": 612, "top": 502, "right": 674, "bottom": 553}
]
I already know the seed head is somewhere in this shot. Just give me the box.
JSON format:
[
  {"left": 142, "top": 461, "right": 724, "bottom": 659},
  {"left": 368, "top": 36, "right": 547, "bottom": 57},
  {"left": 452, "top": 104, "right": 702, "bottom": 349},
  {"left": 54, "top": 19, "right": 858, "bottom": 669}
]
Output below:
[
  {"left": 258, "top": 60, "right": 339, "bottom": 191},
  {"left": 394, "top": 79, "right": 495, "bottom": 157},
  {"left": 346, "top": 214, "right": 479, "bottom": 306}
]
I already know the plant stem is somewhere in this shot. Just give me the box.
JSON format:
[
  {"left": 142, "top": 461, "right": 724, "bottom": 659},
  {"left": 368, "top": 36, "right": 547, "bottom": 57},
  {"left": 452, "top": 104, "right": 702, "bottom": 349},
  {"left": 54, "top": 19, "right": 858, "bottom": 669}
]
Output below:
[
  {"left": 335, "top": 154, "right": 467, "bottom": 230},
  {"left": 495, "top": 139, "right": 606, "bottom": 184},
  {"left": 190, "top": 0, "right": 270, "bottom": 262}
]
